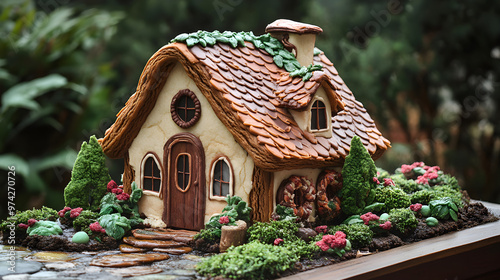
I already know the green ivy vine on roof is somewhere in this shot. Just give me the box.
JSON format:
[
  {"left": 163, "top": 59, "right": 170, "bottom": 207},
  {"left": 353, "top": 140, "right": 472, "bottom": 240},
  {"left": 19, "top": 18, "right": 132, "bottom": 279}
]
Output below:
[{"left": 170, "top": 30, "right": 322, "bottom": 81}]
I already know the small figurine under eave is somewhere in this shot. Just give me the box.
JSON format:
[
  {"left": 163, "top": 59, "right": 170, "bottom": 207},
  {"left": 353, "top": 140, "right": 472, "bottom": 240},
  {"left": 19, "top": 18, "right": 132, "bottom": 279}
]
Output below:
[{"left": 99, "top": 19, "right": 391, "bottom": 230}]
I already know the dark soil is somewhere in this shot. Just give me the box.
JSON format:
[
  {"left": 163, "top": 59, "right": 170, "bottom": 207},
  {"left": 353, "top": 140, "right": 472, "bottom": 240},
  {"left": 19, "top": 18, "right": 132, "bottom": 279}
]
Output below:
[{"left": 21, "top": 235, "right": 118, "bottom": 251}]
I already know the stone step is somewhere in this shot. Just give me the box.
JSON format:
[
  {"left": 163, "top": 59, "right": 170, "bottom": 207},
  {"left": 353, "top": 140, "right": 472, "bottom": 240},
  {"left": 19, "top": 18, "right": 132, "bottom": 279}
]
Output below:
[
  {"left": 119, "top": 244, "right": 149, "bottom": 253},
  {"left": 132, "top": 228, "right": 198, "bottom": 242},
  {"left": 122, "top": 236, "right": 185, "bottom": 249},
  {"left": 90, "top": 253, "right": 170, "bottom": 267},
  {"left": 153, "top": 247, "right": 193, "bottom": 255}
]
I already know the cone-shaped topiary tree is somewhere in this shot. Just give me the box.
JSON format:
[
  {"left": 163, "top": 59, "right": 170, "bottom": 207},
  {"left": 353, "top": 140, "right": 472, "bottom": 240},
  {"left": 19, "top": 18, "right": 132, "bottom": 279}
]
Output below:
[
  {"left": 339, "top": 136, "right": 378, "bottom": 215},
  {"left": 64, "top": 135, "right": 111, "bottom": 211}
]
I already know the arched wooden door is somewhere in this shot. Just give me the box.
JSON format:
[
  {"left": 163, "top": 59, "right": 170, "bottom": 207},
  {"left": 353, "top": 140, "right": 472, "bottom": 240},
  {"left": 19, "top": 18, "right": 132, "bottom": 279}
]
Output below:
[{"left": 163, "top": 133, "right": 205, "bottom": 230}]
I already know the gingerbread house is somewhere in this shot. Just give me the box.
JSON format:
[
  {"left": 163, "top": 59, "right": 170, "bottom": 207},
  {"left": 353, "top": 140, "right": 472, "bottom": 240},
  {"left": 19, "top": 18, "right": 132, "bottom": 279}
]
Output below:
[{"left": 99, "top": 19, "right": 390, "bottom": 230}]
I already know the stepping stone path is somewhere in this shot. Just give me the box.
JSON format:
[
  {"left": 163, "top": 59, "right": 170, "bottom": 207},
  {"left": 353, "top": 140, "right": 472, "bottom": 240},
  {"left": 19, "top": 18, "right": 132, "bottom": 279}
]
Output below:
[
  {"left": 90, "top": 253, "right": 170, "bottom": 267},
  {"left": 119, "top": 228, "right": 197, "bottom": 255}
]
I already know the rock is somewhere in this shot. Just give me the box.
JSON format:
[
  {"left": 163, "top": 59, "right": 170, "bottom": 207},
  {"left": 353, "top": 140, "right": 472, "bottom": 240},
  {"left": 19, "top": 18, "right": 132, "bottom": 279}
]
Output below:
[
  {"left": 152, "top": 247, "right": 193, "bottom": 255},
  {"left": 27, "top": 251, "right": 76, "bottom": 262},
  {"left": 0, "top": 260, "right": 43, "bottom": 276},
  {"left": 72, "top": 231, "right": 90, "bottom": 244},
  {"left": 123, "top": 236, "right": 185, "bottom": 248},
  {"left": 2, "top": 273, "right": 30, "bottom": 280},
  {"left": 64, "top": 266, "right": 102, "bottom": 277},
  {"left": 90, "top": 253, "right": 170, "bottom": 267},
  {"left": 128, "top": 275, "right": 187, "bottom": 280},
  {"left": 120, "top": 244, "right": 150, "bottom": 253},
  {"left": 0, "top": 246, "right": 32, "bottom": 261},
  {"left": 44, "top": 261, "right": 76, "bottom": 270},
  {"left": 219, "top": 220, "right": 247, "bottom": 252},
  {"left": 26, "top": 270, "right": 60, "bottom": 279},
  {"left": 182, "top": 254, "right": 203, "bottom": 261},
  {"left": 296, "top": 227, "right": 317, "bottom": 242},
  {"left": 105, "top": 266, "right": 163, "bottom": 277},
  {"left": 162, "top": 269, "right": 197, "bottom": 277}
]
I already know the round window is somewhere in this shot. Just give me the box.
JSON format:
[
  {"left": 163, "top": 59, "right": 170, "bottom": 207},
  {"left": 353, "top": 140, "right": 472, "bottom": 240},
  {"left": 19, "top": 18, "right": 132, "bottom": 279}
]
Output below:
[{"left": 171, "top": 89, "right": 201, "bottom": 128}]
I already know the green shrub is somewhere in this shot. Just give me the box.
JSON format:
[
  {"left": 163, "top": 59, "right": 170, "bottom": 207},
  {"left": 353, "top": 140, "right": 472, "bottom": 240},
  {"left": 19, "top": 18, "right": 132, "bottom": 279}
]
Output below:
[
  {"left": 376, "top": 168, "right": 390, "bottom": 180},
  {"left": 340, "top": 136, "right": 378, "bottom": 215},
  {"left": 100, "top": 182, "right": 143, "bottom": 227},
  {"left": 375, "top": 186, "right": 411, "bottom": 212},
  {"left": 389, "top": 208, "right": 418, "bottom": 236},
  {"left": 247, "top": 220, "right": 300, "bottom": 244},
  {"left": 196, "top": 241, "right": 299, "bottom": 280},
  {"left": 411, "top": 186, "right": 463, "bottom": 206},
  {"left": 330, "top": 223, "right": 373, "bottom": 249},
  {"left": 0, "top": 207, "right": 58, "bottom": 231},
  {"left": 390, "top": 174, "right": 420, "bottom": 193},
  {"left": 64, "top": 136, "right": 111, "bottom": 211},
  {"left": 73, "top": 210, "right": 99, "bottom": 233}
]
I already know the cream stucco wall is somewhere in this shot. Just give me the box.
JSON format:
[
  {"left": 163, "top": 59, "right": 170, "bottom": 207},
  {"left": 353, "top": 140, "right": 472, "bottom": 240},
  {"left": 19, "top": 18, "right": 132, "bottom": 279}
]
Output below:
[{"left": 129, "top": 62, "right": 254, "bottom": 224}]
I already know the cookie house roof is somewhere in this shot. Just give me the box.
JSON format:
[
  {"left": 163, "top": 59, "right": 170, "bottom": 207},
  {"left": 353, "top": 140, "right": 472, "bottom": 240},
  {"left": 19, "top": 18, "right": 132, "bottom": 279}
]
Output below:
[{"left": 100, "top": 20, "right": 390, "bottom": 171}]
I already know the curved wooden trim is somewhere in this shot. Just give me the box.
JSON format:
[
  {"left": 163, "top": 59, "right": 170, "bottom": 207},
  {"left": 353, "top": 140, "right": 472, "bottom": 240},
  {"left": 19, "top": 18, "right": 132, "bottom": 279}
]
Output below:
[
  {"left": 122, "top": 152, "right": 135, "bottom": 194},
  {"left": 208, "top": 155, "right": 234, "bottom": 201},
  {"left": 249, "top": 166, "right": 274, "bottom": 222},
  {"left": 174, "top": 153, "right": 192, "bottom": 193},
  {"left": 170, "top": 89, "right": 202, "bottom": 128},
  {"left": 140, "top": 152, "right": 163, "bottom": 198}
]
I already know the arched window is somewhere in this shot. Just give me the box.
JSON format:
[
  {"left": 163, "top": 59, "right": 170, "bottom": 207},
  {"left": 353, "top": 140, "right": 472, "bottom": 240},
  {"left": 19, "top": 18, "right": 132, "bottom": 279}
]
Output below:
[
  {"left": 171, "top": 89, "right": 201, "bottom": 128},
  {"left": 176, "top": 154, "right": 191, "bottom": 192},
  {"left": 142, "top": 154, "right": 162, "bottom": 193},
  {"left": 310, "top": 100, "right": 327, "bottom": 131},
  {"left": 210, "top": 157, "right": 233, "bottom": 200}
]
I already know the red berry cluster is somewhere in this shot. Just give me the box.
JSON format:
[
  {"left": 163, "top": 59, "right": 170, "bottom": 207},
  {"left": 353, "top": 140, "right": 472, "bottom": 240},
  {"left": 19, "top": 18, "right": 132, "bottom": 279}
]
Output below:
[
  {"left": 315, "top": 225, "right": 328, "bottom": 234},
  {"left": 273, "top": 238, "right": 284, "bottom": 246},
  {"left": 17, "top": 219, "right": 37, "bottom": 230},
  {"left": 89, "top": 221, "right": 106, "bottom": 233},
  {"left": 410, "top": 203, "right": 423, "bottom": 212},
  {"left": 219, "top": 216, "right": 230, "bottom": 225},
  {"left": 58, "top": 207, "right": 82, "bottom": 219},
  {"left": 107, "top": 180, "right": 129, "bottom": 201}
]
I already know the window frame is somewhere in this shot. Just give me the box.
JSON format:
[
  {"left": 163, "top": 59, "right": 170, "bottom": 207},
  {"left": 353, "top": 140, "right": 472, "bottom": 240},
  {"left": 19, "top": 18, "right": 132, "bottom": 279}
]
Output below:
[
  {"left": 310, "top": 99, "right": 328, "bottom": 132},
  {"left": 140, "top": 153, "right": 163, "bottom": 197},
  {"left": 209, "top": 156, "right": 234, "bottom": 201},
  {"left": 175, "top": 153, "right": 192, "bottom": 193},
  {"left": 170, "top": 89, "right": 201, "bottom": 128}
]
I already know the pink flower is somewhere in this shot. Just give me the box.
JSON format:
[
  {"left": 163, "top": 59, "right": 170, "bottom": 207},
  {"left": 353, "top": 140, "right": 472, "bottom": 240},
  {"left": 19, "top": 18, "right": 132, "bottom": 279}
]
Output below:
[
  {"left": 116, "top": 193, "right": 130, "bottom": 201},
  {"left": 379, "top": 221, "right": 392, "bottom": 230},
  {"left": 401, "top": 164, "right": 413, "bottom": 174},
  {"left": 360, "top": 212, "right": 380, "bottom": 225},
  {"left": 315, "top": 225, "right": 328, "bottom": 234},
  {"left": 112, "top": 188, "right": 123, "bottom": 194},
  {"left": 373, "top": 177, "right": 380, "bottom": 184},
  {"left": 18, "top": 223, "right": 29, "bottom": 230},
  {"left": 58, "top": 206, "right": 72, "bottom": 217},
  {"left": 410, "top": 203, "right": 423, "bottom": 212},
  {"left": 219, "top": 216, "right": 230, "bottom": 225},
  {"left": 27, "top": 219, "right": 37, "bottom": 227},
  {"left": 316, "top": 231, "right": 348, "bottom": 251},
  {"left": 107, "top": 180, "right": 118, "bottom": 192},
  {"left": 70, "top": 207, "right": 83, "bottom": 218},
  {"left": 274, "top": 238, "right": 284, "bottom": 246},
  {"left": 383, "top": 178, "right": 395, "bottom": 186},
  {"left": 89, "top": 222, "right": 106, "bottom": 233},
  {"left": 416, "top": 176, "right": 429, "bottom": 185}
]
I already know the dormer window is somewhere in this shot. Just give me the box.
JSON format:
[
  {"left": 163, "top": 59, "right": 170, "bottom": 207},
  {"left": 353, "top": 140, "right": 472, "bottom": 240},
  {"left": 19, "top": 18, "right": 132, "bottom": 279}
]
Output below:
[{"left": 311, "top": 100, "right": 327, "bottom": 131}]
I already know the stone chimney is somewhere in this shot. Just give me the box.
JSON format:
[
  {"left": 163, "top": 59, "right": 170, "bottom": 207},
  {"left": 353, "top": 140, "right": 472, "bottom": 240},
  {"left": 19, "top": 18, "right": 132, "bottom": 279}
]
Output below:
[{"left": 265, "top": 19, "right": 323, "bottom": 67}]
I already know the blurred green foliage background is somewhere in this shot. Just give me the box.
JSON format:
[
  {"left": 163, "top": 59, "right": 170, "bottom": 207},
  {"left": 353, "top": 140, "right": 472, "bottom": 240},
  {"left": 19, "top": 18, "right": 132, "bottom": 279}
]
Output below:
[{"left": 1, "top": 0, "right": 499, "bottom": 219}]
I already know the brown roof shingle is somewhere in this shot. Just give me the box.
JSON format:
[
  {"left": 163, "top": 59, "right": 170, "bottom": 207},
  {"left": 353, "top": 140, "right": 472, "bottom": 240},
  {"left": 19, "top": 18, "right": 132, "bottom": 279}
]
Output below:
[{"left": 100, "top": 38, "right": 390, "bottom": 171}]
